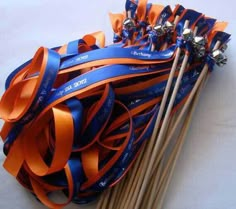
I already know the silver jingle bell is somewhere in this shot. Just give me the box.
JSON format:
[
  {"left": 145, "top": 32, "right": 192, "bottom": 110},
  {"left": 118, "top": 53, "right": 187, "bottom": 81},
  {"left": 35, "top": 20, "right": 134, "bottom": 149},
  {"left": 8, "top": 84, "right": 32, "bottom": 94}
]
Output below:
[
  {"left": 193, "top": 36, "right": 206, "bottom": 47},
  {"left": 164, "top": 21, "right": 174, "bottom": 32},
  {"left": 220, "top": 43, "right": 228, "bottom": 52},
  {"left": 153, "top": 24, "right": 165, "bottom": 36},
  {"left": 196, "top": 46, "right": 206, "bottom": 58},
  {"left": 218, "top": 56, "right": 228, "bottom": 66},
  {"left": 193, "top": 36, "right": 206, "bottom": 58},
  {"left": 182, "top": 28, "right": 194, "bottom": 42},
  {"left": 212, "top": 49, "right": 227, "bottom": 66},
  {"left": 123, "top": 18, "right": 135, "bottom": 30}
]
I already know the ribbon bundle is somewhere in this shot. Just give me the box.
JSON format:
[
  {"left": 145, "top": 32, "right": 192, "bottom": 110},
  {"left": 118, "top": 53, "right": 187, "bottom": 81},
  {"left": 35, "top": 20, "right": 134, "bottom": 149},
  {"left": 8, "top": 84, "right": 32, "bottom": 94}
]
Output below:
[{"left": 0, "top": 0, "right": 230, "bottom": 208}]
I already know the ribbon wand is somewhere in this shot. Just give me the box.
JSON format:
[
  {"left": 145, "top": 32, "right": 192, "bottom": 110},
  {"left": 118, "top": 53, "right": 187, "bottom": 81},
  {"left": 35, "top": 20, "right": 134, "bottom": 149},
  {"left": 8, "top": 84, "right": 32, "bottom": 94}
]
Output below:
[{"left": 0, "top": 1, "right": 230, "bottom": 209}]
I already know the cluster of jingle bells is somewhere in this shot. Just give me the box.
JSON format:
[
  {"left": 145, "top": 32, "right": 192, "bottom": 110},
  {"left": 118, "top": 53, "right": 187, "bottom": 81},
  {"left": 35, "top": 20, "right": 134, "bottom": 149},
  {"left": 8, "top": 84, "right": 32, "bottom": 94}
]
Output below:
[{"left": 119, "top": 5, "right": 228, "bottom": 66}]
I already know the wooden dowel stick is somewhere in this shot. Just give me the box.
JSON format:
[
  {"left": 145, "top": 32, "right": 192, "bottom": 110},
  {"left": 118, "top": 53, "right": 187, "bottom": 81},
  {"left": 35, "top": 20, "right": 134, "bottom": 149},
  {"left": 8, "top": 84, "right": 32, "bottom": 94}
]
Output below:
[
  {"left": 108, "top": 184, "right": 122, "bottom": 209},
  {"left": 122, "top": 159, "right": 145, "bottom": 209},
  {"left": 153, "top": 134, "right": 184, "bottom": 209},
  {"left": 126, "top": 50, "right": 182, "bottom": 209},
  {"left": 97, "top": 174, "right": 127, "bottom": 209},
  {"left": 145, "top": 159, "right": 165, "bottom": 209},
  {"left": 183, "top": 20, "right": 190, "bottom": 29},
  {"left": 134, "top": 49, "right": 189, "bottom": 209},
  {"left": 151, "top": 41, "right": 221, "bottom": 208},
  {"left": 149, "top": 64, "right": 208, "bottom": 178},
  {"left": 97, "top": 167, "right": 127, "bottom": 209},
  {"left": 129, "top": 20, "right": 190, "bottom": 209},
  {"left": 154, "top": 136, "right": 182, "bottom": 209},
  {"left": 101, "top": 189, "right": 112, "bottom": 209},
  {"left": 96, "top": 189, "right": 109, "bottom": 209},
  {"left": 193, "top": 26, "right": 198, "bottom": 36},
  {"left": 127, "top": 10, "right": 131, "bottom": 18},
  {"left": 150, "top": 38, "right": 222, "bottom": 179},
  {"left": 117, "top": 144, "right": 146, "bottom": 209},
  {"left": 141, "top": 15, "right": 182, "bottom": 209},
  {"left": 145, "top": 113, "right": 178, "bottom": 209},
  {"left": 110, "top": 176, "right": 128, "bottom": 209},
  {"left": 154, "top": 74, "right": 206, "bottom": 209},
  {"left": 152, "top": 171, "right": 170, "bottom": 209},
  {"left": 213, "top": 40, "right": 221, "bottom": 51},
  {"left": 154, "top": 114, "right": 188, "bottom": 202},
  {"left": 134, "top": 20, "right": 191, "bottom": 209},
  {"left": 126, "top": 10, "right": 132, "bottom": 45},
  {"left": 96, "top": 194, "right": 105, "bottom": 209},
  {"left": 173, "top": 15, "right": 180, "bottom": 25},
  {"left": 121, "top": 38, "right": 183, "bottom": 209},
  {"left": 141, "top": 169, "right": 157, "bottom": 208},
  {"left": 157, "top": 127, "right": 187, "bottom": 195}
]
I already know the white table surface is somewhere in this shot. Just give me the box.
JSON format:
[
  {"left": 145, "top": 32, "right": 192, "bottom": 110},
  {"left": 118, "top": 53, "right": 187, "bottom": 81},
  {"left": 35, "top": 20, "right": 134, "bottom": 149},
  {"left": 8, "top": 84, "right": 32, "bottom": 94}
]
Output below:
[{"left": 1, "top": 0, "right": 236, "bottom": 208}]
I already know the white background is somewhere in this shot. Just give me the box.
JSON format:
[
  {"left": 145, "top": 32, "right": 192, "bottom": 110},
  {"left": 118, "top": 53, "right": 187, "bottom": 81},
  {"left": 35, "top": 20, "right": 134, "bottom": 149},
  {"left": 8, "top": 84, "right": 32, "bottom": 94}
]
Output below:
[{"left": 0, "top": 0, "right": 236, "bottom": 209}]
